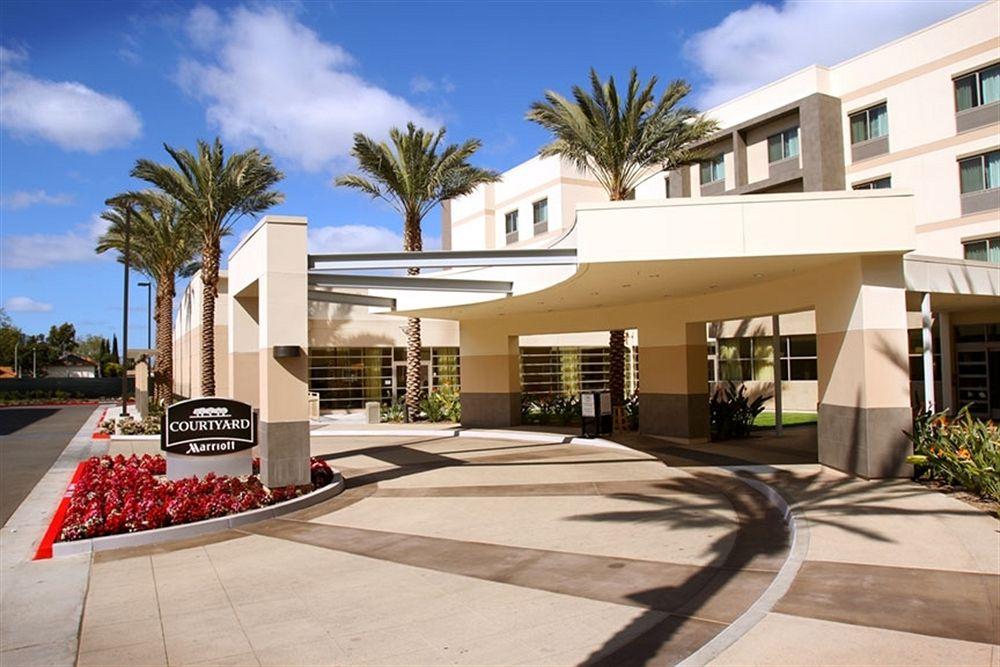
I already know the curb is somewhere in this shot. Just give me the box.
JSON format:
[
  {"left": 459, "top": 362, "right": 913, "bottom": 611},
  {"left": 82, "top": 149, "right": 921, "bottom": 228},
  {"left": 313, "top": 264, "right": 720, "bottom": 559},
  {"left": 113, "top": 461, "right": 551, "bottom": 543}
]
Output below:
[
  {"left": 676, "top": 472, "right": 809, "bottom": 666},
  {"left": 311, "top": 427, "right": 634, "bottom": 452},
  {"left": 50, "top": 474, "right": 345, "bottom": 558}
]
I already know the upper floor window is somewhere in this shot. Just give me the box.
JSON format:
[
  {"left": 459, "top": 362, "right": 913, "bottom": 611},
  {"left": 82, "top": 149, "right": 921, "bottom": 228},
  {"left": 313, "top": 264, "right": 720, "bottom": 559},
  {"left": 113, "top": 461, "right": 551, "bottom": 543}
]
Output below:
[
  {"left": 504, "top": 210, "right": 518, "bottom": 244},
  {"left": 852, "top": 176, "right": 891, "bottom": 190},
  {"left": 700, "top": 154, "right": 724, "bottom": 185},
  {"left": 767, "top": 127, "right": 800, "bottom": 163},
  {"left": 955, "top": 64, "right": 1000, "bottom": 111},
  {"left": 532, "top": 198, "right": 548, "bottom": 233},
  {"left": 849, "top": 103, "right": 888, "bottom": 144},
  {"left": 963, "top": 236, "right": 1000, "bottom": 264},
  {"left": 959, "top": 150, "right": 1000, "bottom": 193}
]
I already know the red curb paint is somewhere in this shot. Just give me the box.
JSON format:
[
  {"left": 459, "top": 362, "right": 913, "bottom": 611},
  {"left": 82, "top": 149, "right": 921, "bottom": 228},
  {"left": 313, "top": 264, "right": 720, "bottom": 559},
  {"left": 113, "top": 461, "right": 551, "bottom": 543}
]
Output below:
[
  {"left": 92, "top": 407, "right": 110, "bottom": 440},
  {"left": 34, "top": 462, "right": 87, "bottom": 560}
]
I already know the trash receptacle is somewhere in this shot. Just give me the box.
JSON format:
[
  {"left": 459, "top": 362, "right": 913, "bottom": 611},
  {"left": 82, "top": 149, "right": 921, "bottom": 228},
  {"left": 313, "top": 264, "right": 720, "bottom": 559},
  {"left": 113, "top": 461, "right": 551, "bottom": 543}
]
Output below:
[{"left": 365, "top": 402, "right": 381, "bottom": 424}]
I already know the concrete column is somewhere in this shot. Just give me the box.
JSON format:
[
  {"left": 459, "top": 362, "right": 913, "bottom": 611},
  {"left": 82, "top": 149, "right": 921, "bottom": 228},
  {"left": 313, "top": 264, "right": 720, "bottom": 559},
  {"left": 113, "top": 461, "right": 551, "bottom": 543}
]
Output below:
[
  {"left": 228, "top": 292, "right": 260, "bottom": 407},
  {"left": 228, "top": 215, "right": 311, "bottom": 488},
  {"left": 939, "top": 311, "right": 955, "bottom": 413},
  {"left": 637, "top": 321, "right": 710, "bottom": 443},
  {"left": 135, "top": 358, "right": 149, "bottom": 419},
  {"left": 921, "top": 293, "right": 936, "bottom": 411},
  {"left": 815, "top": 256, "right": 913, "bottom": 478},
  {"left": 459, "top": 322, "right": 520, "bottom": 428}
]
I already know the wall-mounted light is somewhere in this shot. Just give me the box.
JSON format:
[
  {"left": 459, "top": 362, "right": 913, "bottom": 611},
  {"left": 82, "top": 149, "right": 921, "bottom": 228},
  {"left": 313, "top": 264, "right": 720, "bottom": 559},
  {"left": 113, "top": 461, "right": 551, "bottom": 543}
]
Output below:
[{"left": 273, "top": 346, "right": 301, "bottom": 358}]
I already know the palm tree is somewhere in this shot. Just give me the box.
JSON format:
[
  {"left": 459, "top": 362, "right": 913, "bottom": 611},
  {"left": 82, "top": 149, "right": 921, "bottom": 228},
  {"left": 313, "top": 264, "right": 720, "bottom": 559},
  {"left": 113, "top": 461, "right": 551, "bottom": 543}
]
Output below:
[
  {"left": 335, "top": 123, "right": 501, "bottom": 421},
  {"left": 527, "top": 68, "right": 718, "bottom": 408},
  {"left": 97, "top": 191, "right": 200, "bottom": 405},
  {"left": 131, "top": 138, "right": 284, "bottom": 396}
]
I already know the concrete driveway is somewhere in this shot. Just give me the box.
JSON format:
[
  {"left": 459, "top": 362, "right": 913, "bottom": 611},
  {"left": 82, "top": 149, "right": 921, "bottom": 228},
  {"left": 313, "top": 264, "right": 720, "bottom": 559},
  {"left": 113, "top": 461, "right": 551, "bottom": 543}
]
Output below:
[
  {"left": 76, "top": 434, "right": 788, "bottom": 666},
  {"left": 69, "top": 430, "right": 999, "bottom": 667},
  {"left": 0, "top": 404, "right": 96, "bottom": 527}
]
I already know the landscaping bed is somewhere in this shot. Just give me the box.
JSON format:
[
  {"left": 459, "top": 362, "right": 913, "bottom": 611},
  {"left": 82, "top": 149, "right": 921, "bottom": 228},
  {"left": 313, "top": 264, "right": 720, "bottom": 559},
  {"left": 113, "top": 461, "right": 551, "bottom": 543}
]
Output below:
[{"left": 57, "top": 454, "right": 335, "bottom": 542}]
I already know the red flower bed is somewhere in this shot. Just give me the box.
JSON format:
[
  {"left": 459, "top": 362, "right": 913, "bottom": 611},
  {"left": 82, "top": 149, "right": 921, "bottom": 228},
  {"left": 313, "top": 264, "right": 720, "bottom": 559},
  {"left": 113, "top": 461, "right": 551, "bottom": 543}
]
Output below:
[{"left": 58, "top": 454, "right": 335, "bottom": 542}]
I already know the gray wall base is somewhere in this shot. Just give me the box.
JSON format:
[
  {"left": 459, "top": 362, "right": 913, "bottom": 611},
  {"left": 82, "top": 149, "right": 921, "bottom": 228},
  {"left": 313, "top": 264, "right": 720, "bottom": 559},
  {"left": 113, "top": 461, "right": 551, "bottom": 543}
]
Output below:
[
  {"left": 818, "top": 403, "right": 913, "bottom": 479},
  {"left": 461, "top": 392, "right": 521, "bottom": 428},
  {"left": 259, "top": 420, "right": 311, "bottom": 487},
  {"left": 640, "top": 392, "right": 710, "bottom": 441}
]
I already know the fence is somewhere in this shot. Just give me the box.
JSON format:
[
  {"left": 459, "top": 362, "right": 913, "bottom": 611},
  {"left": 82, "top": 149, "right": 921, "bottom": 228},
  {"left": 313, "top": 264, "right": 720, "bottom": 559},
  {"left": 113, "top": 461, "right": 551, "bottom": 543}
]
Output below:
[{"left": 0, "top": 377, "right": 134, "bottom": 398}]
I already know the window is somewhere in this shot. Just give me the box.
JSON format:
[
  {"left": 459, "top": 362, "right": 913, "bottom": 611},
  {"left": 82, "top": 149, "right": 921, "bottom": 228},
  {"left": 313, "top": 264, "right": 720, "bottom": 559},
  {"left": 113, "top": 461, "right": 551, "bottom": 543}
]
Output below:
[
  {"left": 767, "top": 126, "right": 800, "bottom": 163},
  {"left": 955, "top": 64, "right": 1000, "bottom": 111},
  {"left": 532, "top": 199, "right": 548, "bottom": 234},
  {"left": 504, "top": 210, "right": 518, "bottom": 243},
  {"left": 700, "top": 154, "right": 724, "bottom": 184},
  {"left": 852, "top": 177, "right": 891, "bottom": 190},
  {"left": 715, "top": 335, "right": 817, "bottom": 382},
  {"left": 964, "top": 236, "right": 1000, "bottom": 264},
  {"left": 958, "top": 150, "right": 1000, "bottom": 193},
  {"left": 849, "top": 103, "right": 888, "bottom": 144}
]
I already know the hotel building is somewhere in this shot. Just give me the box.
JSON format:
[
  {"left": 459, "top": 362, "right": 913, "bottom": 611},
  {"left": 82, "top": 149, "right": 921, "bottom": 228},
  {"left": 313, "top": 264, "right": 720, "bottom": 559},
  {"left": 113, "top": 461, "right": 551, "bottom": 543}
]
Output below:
[{"left": 174, "top": 2, "right": 998, "bottom": 483}]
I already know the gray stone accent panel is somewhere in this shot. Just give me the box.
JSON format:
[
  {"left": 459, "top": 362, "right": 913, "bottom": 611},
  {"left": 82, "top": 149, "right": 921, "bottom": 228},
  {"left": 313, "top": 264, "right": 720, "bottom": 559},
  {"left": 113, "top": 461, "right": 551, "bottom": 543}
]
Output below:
[
  {"left": 960, "top": 188, "right": 1000, "bottom": 216},
  {"left": 640, "top": 392, "right": 710, "bottom": 441},
  {"left": 259, "top": 419, "right": 311, "bottom": 487},
  {"left": 461, "top": 392, "right": 521, "bottom": 428},
  {"left": 851, "top": 135, "right": 890, "bottom": 163},
  {"left": 817, "top": 403, "right": 913, "bottom": 479},
  {"left": 956, "top": 102, "right": 1000, "bottom": 134},
  {"left": 768, "top": 156, "right": 801, "bottom": 182}
]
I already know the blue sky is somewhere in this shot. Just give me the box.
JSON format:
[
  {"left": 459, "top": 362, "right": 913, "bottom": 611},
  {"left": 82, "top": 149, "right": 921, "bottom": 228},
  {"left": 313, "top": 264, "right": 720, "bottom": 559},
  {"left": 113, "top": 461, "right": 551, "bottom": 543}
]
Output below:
[{"left": 0, "top": 0, "right": 976, "bottom": 343}]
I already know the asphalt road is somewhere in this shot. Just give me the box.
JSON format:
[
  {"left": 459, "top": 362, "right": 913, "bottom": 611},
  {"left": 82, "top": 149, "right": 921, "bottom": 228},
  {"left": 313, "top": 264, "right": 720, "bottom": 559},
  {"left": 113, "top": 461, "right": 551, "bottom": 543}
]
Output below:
[{"left": 0, "top": 404, "right": 95, "bottom": 527}]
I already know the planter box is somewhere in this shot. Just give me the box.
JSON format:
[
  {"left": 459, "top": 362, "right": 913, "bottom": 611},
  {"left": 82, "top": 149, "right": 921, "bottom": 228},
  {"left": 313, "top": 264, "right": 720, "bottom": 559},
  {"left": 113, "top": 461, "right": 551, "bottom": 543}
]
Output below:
[{"left": 108, "top": 434, "right": 161, "bottom": 457}]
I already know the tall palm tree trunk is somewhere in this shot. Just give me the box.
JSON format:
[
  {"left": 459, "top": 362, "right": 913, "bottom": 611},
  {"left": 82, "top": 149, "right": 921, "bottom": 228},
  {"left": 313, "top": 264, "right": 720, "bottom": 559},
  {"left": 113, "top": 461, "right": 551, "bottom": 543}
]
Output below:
[
  {"left": 404, "top": 214, "right": 423, "bottom": 422},
  {"left": 609, "top": 329, "right": 625, "bottom": 407},
  {"left": 200, "top": 239, "right": 220, "bottom": 397},
  {"left": 153, "top": 282, "right": 175, "bottom": 405}
]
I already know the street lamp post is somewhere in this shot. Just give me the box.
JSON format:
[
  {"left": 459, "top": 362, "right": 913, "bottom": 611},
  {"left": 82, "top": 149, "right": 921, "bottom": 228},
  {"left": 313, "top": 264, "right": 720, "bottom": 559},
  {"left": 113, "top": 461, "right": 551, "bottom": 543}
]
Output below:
[
  {"left": 120, "top": 207, "right": 131, "bottom": 417},
  {"left": 13, "top": 340, "right": 18, "bottom": 378},
  {"left": 137, "top": 281, "right": 152, "bottom": 349}
]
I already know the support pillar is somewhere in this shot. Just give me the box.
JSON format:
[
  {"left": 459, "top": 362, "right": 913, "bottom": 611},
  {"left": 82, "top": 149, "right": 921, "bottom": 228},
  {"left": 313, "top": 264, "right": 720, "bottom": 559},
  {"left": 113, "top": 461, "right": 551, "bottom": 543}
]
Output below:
[
  {"left": 921, "top": 293, "right": 935, "bottom": 412},
  {"left": 816, "top": 256, "right": 913, "bottom": 478},
  {"left": 458, "top": 322, "right": 520, "bottom": 428},
  {"left": 637, "top": 321, "right": 710, "bottom": 443},
  {"left": 228, "top": 215, "right": 311, "bottom": 488}
]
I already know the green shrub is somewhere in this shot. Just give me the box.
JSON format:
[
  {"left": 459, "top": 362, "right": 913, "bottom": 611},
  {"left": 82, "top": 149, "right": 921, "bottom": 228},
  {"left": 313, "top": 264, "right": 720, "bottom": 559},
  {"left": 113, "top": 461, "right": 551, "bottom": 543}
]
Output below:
[
  {"left": 380, "top": 401, "right": 406, "bottom": 423},
  {"left": 117, "top": 416, "right": 162, "bottom": 435},
  {"left": 419, "top": 384, "right": 461, "bottom": 422},
  {"left": 906, "top": 407, "right": 999, "bottom": 501},
  {"left": 710, "top": 381, "right": 768, "bottom": 440}
]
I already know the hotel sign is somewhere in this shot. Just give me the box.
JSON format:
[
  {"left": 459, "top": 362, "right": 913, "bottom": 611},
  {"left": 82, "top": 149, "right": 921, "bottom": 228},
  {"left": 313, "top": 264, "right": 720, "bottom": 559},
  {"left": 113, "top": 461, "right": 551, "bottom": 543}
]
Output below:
[{"left": 162, "top": 398, "right": 256, "bottom": 456}]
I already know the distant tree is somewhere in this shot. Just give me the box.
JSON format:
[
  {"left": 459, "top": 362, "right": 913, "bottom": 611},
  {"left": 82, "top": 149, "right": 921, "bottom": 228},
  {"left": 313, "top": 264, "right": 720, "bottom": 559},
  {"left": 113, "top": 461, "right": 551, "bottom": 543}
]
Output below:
[
  {"left": 132, "top": 138, "right": 284, "bottom": 396},
  {"left": 527, "top": 68, "right": 717, "bottom": 407},
  {"left": 0, "top": 308, "right": 25, "bottom": 370},
  {"left": 111, "top": 334, "right": 120, "bottom": 364},
  {"left": 336, "top": 124, "right": 501, "bottom": 420},
  {"left": 46, "top": 323, "right": 77, "bottom": 356}
]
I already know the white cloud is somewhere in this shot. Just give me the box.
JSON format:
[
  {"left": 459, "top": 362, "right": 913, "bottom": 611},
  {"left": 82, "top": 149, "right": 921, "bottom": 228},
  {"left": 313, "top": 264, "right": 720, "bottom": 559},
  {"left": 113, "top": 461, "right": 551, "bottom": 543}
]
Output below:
[
  {"left": 410, "top": 75, "right": 456, "bottom": 95},
  {"left": 1, "top": 189, "right": 74, "bottom": 210},
  {"left": 5, "top": 296, "right": 53, "bottom": 313},
  {"left": 177, "top": 5, "right": 439, "bottom": 171},
  {"left": 308, "top": 224, "right": 441, "bottom": 254},
  {"left": 0, "top": 52, "right": 142, "bottom": 152},
  {"left": 2, "top": 216, "right": 111, "bottom": 269},
  {"left": 686, "top": 1, "right": 979, "bottom": 108},
  {"left": 0, "top": 46, "right": 27, "bottom": 67}
]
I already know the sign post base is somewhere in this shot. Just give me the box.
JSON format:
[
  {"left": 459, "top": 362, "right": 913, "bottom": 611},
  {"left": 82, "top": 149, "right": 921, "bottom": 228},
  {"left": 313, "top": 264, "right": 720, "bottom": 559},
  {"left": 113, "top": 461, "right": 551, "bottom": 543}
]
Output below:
[{"left": 165, "top": 450, "right": 253, "bottom": 481}]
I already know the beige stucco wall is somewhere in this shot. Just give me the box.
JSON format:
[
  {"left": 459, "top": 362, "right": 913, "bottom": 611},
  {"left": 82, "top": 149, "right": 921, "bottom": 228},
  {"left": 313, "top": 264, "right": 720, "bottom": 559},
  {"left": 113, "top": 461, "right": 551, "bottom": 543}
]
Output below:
[{"left": 173, "top": 273, "right": 229, "bottom": 399}]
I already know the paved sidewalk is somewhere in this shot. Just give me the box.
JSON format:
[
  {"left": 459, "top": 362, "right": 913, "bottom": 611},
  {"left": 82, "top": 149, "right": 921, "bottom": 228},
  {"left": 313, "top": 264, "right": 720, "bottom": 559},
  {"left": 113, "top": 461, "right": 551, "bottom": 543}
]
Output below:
[{"left": 708, "top": 465, "right": 1000, "bottom": 665}]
